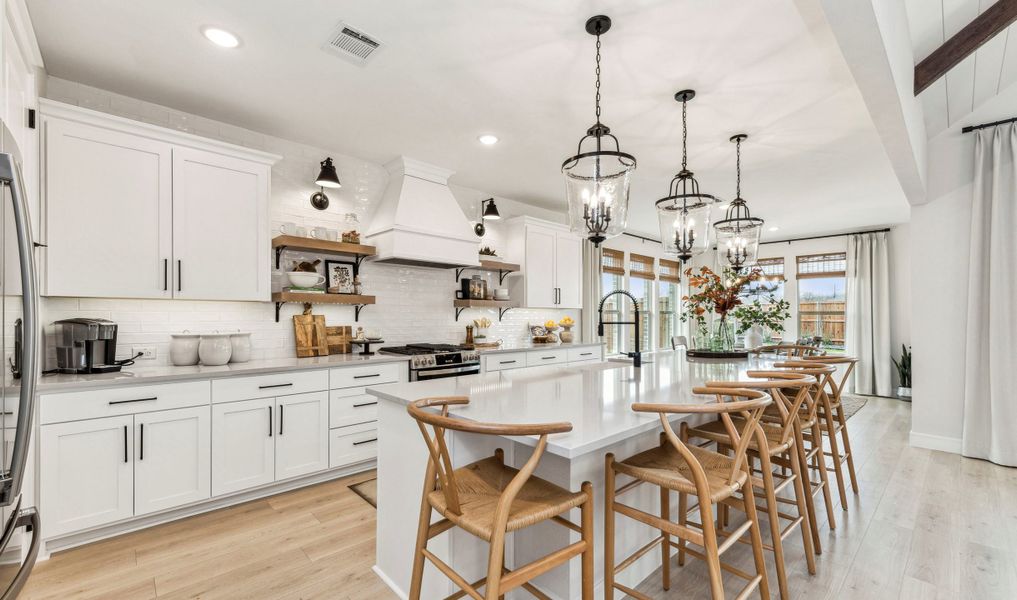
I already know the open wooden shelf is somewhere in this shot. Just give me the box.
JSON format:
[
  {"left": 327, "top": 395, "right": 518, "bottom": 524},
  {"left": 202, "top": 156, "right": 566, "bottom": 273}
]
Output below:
[
  {"left": 272, "top": 235, "right": 376, "bottom": 269},
  {"left": 272, "top": 291, "right": 376, "bottom": 323},
  {"left": 453, "top": 298, "right": 517, "bottom": 321},
  {"left": 454, "top": 260, "right": 521, "bottom": 285}
]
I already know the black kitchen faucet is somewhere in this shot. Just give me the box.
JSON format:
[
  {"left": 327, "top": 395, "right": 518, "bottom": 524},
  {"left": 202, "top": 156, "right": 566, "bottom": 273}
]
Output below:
[{"left": 597, "top": 290, "right": 642, "bottom": 368}]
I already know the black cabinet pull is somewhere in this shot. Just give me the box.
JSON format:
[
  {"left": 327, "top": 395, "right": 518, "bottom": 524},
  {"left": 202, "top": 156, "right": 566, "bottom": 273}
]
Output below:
[
  {"left": 109, "top": 397, "right": 158, "bottom": 406},
  {"left": 353, "top": 373, "right": 381, "bottom": 379},
  {"left": 258, "top": 383, "right": 293, "bottom": 390},
  {"left": 353, "top": 401, "right": 377, "bottom": 408},
  {"left": 177, "top": 260, "right": 182, "bottom": 292},
  {"left": 541, "top": 356, "right": 555, "bottom": 360},
  {"left": 499, "top": 360, "right": 516, "bottom": 365},
  {"left": 139, "top": 423, "right": 144, "bottom": 461},
  {"left": 163, "top": 259, "right": 168, "bottom": 291},
  {"left": 580, "top": 352, "right": 593, "bottom": 356},
  {"left": 353, "top": 438, "right": 377, "bottom": 446},
  {"left": 268, "top": 406, "right": 273, "bottom": 437},
  {"left": 279, "top": 405, "right": 284, "bottom": 435},
  {"left": 123, "top": 425, "right": 128, "bottom": 463}
]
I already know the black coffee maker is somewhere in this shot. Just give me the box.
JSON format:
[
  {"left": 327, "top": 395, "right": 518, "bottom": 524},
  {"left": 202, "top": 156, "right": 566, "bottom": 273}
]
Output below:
[{"left": 53, "top": 318, "right": 124, "bottom": 374}]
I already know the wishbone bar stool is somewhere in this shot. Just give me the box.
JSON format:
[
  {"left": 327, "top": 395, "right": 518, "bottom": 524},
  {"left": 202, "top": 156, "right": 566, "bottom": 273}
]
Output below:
[
  {"left": 604, "top": 387, "right": 772, "bottom": 600},
  {"left": 684, "top": 372, "right": 818, "bottom": 600},
  {"left": 800, "top": 355, "right": 860, "bottom": 506},
  {"left": 407, "top": 397, "right": 594, "bottom": 600}
]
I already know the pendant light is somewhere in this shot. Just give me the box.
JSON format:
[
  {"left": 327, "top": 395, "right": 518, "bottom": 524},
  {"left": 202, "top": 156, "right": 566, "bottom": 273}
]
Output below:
[
  {"left": 655, "top": 90, "right": 718, "bottom": 263},
  {"left": 714, "top": 134, "right": 764, "bottom": 272},
  {"left": 310, "top": 157, "right": 342, "bottom": 210},
  {"left": 562, "top": 15, "right": 636, "bottom": 247}
]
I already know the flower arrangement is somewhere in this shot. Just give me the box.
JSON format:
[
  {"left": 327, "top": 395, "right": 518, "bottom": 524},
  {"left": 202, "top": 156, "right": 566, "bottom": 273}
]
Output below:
[
  {"left": 679, "top": 266, "right": 763, "bottom": 350},
  {"left": 732, "top": 296, "right": 791, "bottom": 335}
]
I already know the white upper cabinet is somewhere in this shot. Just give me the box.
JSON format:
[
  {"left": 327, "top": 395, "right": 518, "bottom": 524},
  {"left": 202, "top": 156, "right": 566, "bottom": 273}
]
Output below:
[
  {"left": 40, "top": 101, "right": 279, "bottom": 300},
  {"left": 507, "top": 217, "right": 584, "bottom": 309},
  {"left": 172, "top": 147, "right": 270, "bottom": 301}
]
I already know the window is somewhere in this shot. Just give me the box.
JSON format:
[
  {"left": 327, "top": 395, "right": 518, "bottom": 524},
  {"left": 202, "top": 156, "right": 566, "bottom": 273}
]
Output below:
[
  {"left": 738, "top": 257, "right": 785, "bottom": 343},
  {"left": 658, "top": 259, "right": 680, "bottom": 350},
  {"left": 627, "top": 254, "right": 655, "bottom": 352},
  {"left": 796, "top": 253, "right": 846, "bottom": 352},
  {"left": 601, "top": 249, "right": 625, "bottom": 355}
]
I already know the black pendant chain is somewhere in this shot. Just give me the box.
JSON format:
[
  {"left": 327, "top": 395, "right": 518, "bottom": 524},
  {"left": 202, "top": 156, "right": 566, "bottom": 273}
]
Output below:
[
  {"left": 681, "top": 98, "right": 688, "bottom": 170},
  {"left": 594, "top": 34, "right": 602, "bottom": 125},
  {"left": 735, "top": 135, "right": 742, "bottom": 198}
]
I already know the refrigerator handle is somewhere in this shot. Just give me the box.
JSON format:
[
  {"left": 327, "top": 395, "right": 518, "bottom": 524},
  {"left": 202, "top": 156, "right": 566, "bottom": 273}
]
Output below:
[
  {"left": 0, "top": 152, "right": 40, "bottom": 503},
  {"left": 0, "top": 507, "right": 41, "bottom": 600}
]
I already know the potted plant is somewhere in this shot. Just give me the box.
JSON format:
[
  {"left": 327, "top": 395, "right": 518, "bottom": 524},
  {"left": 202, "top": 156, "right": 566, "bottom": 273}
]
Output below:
[
  {"left": 733, "top": 295, "right": 791, "bottom": 350},
  {"left": 892, "top": 344, "right": 911, "bottom": 400},
  {"left": 680, "top": 266, "right": 762, "bottom": 351}
]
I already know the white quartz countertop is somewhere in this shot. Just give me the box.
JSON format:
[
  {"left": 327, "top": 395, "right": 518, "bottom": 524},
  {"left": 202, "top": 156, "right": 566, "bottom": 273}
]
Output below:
[
  {"left": 37, "top": 353, "right": 410, "bottom": 393},
  {"left": 368, "top": 351, "right": 786, "bottom": 459},
  {"left": 473, "top": 341, "right": 603, "bottom": 354}
]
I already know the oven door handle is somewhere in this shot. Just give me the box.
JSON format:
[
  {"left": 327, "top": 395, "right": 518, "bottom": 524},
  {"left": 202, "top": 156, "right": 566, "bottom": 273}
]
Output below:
[{"left": 415, "top": 366, "right": 479, "bottom": 379}]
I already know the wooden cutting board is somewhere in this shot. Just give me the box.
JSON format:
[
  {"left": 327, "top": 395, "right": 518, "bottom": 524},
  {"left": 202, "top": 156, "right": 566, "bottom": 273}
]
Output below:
[
  {"left": 293, "top": 305, "right": 328, "bottom": 357},
  {"left": 326, "top": 325, "right": 352, "bottom": 355}
]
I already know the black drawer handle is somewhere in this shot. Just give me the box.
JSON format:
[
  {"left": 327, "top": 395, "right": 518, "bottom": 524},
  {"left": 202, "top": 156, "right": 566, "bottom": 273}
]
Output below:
[
  {"left": 0, "top": 411, "right": 13, "bottom": 416},
  {"left": 259, "top": 383, "right": 293, "bottom": 389},
  {"left": 353, "top": 373, "right": 381, "bottom": 379},
  {"left": 353, "top": 402, "right": 377, "bottom": 408},
  {"left": 541, "top": 356, "right": 556, "bottom": 360},
  {"left": 580, "top": 352, "right": 593, "bottom": 356},
  {"left": 353, "top": 438, "right": 378, "bottom": 446},
  {"left": 109, "top": 397, "right": 158, "bottom": 406},
  {"left": 499, "top": 360, "right": 516, "bottom": 365}
]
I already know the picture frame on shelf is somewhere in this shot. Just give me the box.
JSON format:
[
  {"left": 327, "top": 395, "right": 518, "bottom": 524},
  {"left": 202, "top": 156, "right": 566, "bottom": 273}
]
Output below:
[{"left": 325, "top": 260, "right": 356, "bottom": 294}]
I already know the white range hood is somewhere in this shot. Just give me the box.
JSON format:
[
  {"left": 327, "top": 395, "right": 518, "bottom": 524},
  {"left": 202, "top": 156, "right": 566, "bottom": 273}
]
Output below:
[{"left": 365, "top": 157, "right": 480, "bottom": 269}]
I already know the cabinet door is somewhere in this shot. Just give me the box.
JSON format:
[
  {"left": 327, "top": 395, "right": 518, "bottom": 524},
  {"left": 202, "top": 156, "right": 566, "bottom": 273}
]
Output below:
[
  {"left": 524, "top": 226, "right": 557, "bottom": 307},
  {"left": 211, "top": 398, "right": 274, "bottom": 497},
  {"left": 172, "top": 147, "right": 270, "bottom": 301},
  {"left": 40, "top": 415, "right": 134, "bottom": 537},
  {"left": 275, "top": 392, "right": 328, "bottom": 481},
  {"left": 135, "top": 406, "right": 211, "bottom": 516},
  {"left": 43, "top": 118, "right": 173, "bottom": 298},
  {"left": 554, "top": 232, "right": 583, "bottom": 309}
]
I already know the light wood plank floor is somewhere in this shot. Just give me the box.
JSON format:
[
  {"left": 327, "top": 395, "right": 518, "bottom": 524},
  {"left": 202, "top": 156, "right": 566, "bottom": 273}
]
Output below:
[{"left": 20, "top": 397, "right": 1017, "bottom": 599}]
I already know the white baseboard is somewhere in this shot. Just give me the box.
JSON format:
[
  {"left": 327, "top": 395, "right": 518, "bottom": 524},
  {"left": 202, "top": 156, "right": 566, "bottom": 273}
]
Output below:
[
  {"left": 909, "top": 431, "right": 962, "bottom": 454},
  {"left": 373, "top": 565, "right": 408, "bottom": 600}
]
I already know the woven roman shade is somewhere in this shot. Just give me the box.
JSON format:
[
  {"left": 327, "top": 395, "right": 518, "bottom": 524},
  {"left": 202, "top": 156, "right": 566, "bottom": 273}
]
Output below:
[
  {"left": 659, "top": 258, "right": 681, "bottom": 283},
  {"left": 602, "top": 248, "right": 625, "bottom": 275},
  {"left": 630, "top": 253, "right": 655, "bottom": 280}
]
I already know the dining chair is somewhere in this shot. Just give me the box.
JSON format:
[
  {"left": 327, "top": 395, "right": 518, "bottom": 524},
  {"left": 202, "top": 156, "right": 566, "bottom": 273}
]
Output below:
[
  {"left": 671, "top": 335, "right": 689, "bottom": 350},
  {"left": 800, "top": 355, "right": 860, "bottom": 505},
  {"left": 604, "top": 387, "right": 772, "bottom": 600},
  {"left": 683, "top": 372, "right": 818, "bottom": 600},
  {"left": 407, "top": 397, "right": 594, "bottom": 600}
]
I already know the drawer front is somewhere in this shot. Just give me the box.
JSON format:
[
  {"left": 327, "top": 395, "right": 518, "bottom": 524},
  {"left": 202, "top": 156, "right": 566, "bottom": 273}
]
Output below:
[
  {"left": 567, "top": 346, "right": 602, "bottom": 362},
  {"left": 526, "top": 349, "right": 567, "bottom": 367},
  {"left": 330, "top": 363, "right": 403, "bottom": 390},
  {"left": 41, "top": 381, "right": 211, "bottom": 425},
  {"left": 485, "top": 352, "right": 528, "bottom": 372},
  {"left": 329, "top": 387, "right": 378, "bottom": 429},
  {"left": 329, "top": 422, "right": 378, "bottom": 469},
  {"left": 212, "top": 369, "right": 328, "bottom": 404}
]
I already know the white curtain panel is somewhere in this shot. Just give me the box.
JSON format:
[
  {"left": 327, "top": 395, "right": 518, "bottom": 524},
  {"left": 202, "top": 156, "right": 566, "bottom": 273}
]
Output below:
[
  {"left": 580, "top": 241, "right": 603, "bottom": 343},
  {"left": 846, "top": 231, "right": 892, "bottom": 396},
  {"left": 962, "top": 123, "right": 1017, "bottom": 467}
]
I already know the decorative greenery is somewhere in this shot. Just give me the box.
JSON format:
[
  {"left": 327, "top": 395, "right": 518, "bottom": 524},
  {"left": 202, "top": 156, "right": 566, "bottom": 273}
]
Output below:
[
  {"left": 892, "top": 344, "right": 911, "bottom": 388},
  {"left": 732, "top": 295, "right": 791, "bottom": 335},
  {"left": 679, "top": 266, "right": 763, "bottom": 330},
  {"left": 479, "top": 246, "right": 498, "bottom": 256}
]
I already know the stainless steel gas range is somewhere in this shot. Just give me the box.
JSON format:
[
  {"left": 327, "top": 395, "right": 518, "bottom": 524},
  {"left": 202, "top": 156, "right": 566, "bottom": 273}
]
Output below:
[{"left": 379, "top": 343, "right": 480, "bottom": 381}]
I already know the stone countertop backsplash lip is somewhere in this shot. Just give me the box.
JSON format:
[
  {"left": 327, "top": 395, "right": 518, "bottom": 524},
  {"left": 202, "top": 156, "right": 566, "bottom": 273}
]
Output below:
[
  {"left": 473, "top": 341, "right": 603, "bottom": 354},
  {"left": 33, "top": 353, "right": 410, "bottom": 394}
]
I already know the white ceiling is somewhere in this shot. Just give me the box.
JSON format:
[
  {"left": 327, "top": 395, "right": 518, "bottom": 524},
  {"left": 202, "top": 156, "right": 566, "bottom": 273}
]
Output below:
[
  {"left": 26, "top": 0, "right": 910, "bottom": 240},
  {"left": 906, "top": 0, "right": 1017, "bottom": 137}
]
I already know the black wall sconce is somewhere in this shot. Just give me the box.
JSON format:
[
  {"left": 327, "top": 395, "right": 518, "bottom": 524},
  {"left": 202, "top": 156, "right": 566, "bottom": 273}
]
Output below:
[
  {"left": 473, "top": 198, "right": 501, "bottom": 236},
  {"left": 310, "top": 157, "right": 342, "bottom": 210}
]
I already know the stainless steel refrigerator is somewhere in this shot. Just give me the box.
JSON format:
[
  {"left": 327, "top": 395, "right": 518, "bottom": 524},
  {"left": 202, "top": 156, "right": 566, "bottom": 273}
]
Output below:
[{"left": 0, "top": 121, "right": 41, "bottom": 598}]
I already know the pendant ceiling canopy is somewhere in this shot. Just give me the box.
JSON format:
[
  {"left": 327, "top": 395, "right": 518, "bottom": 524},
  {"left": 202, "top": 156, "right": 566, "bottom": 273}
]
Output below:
[
  {"left": 715, "top": 134, "right": 764, "bottom": 272},
  {"left": 654, "top": 90, "right": 719, "bottom": 263},
  {"left": 562, "top": 15, "right": 636, "bottom": 247}
]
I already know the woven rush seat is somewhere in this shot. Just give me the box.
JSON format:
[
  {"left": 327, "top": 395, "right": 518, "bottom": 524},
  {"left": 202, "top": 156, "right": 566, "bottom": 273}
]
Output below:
[
  {"left": 427, "top": 456, "right": 587, "bottom": 541},
  {"left": 689, "top": 417, "right": 793, "bottom": 453},
  {"left": 614, "top": 443, "right": 747, "bottom": 502}
]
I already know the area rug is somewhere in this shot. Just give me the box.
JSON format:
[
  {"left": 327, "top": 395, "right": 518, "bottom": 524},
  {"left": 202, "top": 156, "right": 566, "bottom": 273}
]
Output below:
[
  {"left": 839, "top": 394, "right": 869, "bottom": 420},
  {"left": 350, "top": 478, "right": 378, "bottom": 508}
]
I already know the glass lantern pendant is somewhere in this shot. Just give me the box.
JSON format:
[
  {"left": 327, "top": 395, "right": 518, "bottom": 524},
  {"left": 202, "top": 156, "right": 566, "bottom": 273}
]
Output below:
[
  {"left": 655, "top": 90, "right": 718, "bottom": 263},
  {"left": 562, "top": 15, "right": 636, "bottom": 247},
  {"left": 714, "top": 134, "right": 764, "bottom": 272}
]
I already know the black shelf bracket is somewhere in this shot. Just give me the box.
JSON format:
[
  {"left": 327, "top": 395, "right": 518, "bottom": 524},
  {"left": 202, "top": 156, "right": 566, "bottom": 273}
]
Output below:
[
  {"left": 499, "top": 307, "right": 512, "bottom": 321},
  {"left": 455, "top": 306, "right": 466, "bottom": 321},
  {"left": 274, "top": 246, "right": 287, "bottom": 270},
  {"left": 454, "top": 265, "right": 513, "bottom": 285},
  {"left": 355, "top": 304, "right": 367, "bottom": 321},
  {"left": 353, "top": 255, "right": 366, "bottom": 278},
  {"left": 454, "top": 267, "right": 467, "bottom": 281},
  {"left": 455, "top": 305, "right": 513, "bottom": 322},
  {"left": 275, "top": 302, "right": 283, "bottom": 322}
]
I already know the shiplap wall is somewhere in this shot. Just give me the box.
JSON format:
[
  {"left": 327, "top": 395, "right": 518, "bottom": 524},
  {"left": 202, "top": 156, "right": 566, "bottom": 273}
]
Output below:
[{"left": 41, "top": 77, "right": 579, "bottom": 366}]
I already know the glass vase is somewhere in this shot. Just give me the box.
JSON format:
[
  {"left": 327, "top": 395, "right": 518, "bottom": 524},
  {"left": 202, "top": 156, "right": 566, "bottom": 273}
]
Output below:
[{"left": 711, "top": 317, "right": 735, "bottom": 352}]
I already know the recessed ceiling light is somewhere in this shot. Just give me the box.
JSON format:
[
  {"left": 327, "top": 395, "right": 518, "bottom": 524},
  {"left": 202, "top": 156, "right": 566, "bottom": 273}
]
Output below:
[
  {"left": 768, "top": 226, "right": 779, "bottom": 232},
  {"left": 202, "top": 27, "right": 240, "bottom": 48},
  {"left": 478, "top": 134, "right": 499, "bottom": 146}
]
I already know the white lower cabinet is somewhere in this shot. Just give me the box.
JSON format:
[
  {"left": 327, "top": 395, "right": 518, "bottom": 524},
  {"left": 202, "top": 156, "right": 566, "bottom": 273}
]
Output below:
[
  {"left": 211, "top": 398, "right": 275, "bottom": 497},
  {"left": 135, "top": 406, "right": 211, "bottom": 516},
  {"left": 40, "top": 415, "right": 135, "bottom": 537},
  {"left": 274, "top": 392, "right": 329, "bottom": 480},
  {"left": 329, "top": 422, "right": 379, "bottom": 469}
]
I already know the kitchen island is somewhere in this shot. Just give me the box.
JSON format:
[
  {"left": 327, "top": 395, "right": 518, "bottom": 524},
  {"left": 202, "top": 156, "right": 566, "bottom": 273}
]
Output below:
[{"left": 368, "top": 351, "right": 784, "bottom": 599}]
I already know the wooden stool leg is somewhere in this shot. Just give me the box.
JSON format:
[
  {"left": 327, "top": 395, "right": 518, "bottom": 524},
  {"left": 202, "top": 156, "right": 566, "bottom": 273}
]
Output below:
[
  {"left": 811, "top": 418, "right": 836, "bottom": 530},
  {"left": 759, "top": 453, "right": 790, "bottom": 600},
  {"left": 581, "top": 482, "right": 594, "bottom": 599},
  {"left": 789, "top": 445, "right": 817, "bottom": 574},
  {"left": 699, "top": 500, "right": 725, "bottom": 600},
  {"left": 836, "top": 405, "right": 860, "bottom": 494},
  {"left": 742, "top": 478, "right": 771, "bottom": 600},
  {"left": 604, "top": 454, "right": 616, "bottom": 600},
  {"left": 409, "top": 460, "right": 438, "bottom": 600},
  {"left": 677, "top": 491, "right": 688, "bottom": 567},
  {"left": 823, "top": 403, "right": 849, "bottom": 508},
  {"left": 660, "top": 486, "right": 671, "bottom": 591}
]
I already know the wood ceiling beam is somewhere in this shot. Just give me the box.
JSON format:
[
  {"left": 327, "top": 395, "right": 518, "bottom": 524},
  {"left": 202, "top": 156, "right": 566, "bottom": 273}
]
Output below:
[{"left": 914, "top": 0, "right": 1017, "bottom": 95}]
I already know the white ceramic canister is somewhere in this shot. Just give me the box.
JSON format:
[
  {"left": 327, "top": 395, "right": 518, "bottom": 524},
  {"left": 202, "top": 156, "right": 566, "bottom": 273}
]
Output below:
[
  {"left": 230, "top": 332, "right": 252, "bottom": 363},
  {"left": 198, "top": 332, "right": 233, "bottom": 366},
  {"left": 169, "top": 332, "right": 201, "bottom": 366}
]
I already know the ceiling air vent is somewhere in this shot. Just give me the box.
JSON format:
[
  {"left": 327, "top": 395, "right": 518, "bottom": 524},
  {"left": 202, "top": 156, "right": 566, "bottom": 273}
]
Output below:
[{"left": 322, "top": 23, "right": 383, "bottom": 66}]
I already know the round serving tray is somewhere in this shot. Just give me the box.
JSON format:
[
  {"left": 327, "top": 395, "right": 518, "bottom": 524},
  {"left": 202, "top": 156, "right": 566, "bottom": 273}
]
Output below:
[{"left": 686, "top": 349, "right": 749, "bottom": 359}]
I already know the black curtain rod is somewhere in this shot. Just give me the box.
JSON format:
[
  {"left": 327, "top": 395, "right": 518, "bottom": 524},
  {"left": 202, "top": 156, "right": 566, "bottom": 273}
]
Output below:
[
  {"left": 759, "top": 227, "right": 891, "bottom": 246},
  {"left": 962, "top": 116, "right": 1017, "bottom": 133},
  {"left": 622, "top": 231, "right": 661, "bottom": 244}
]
